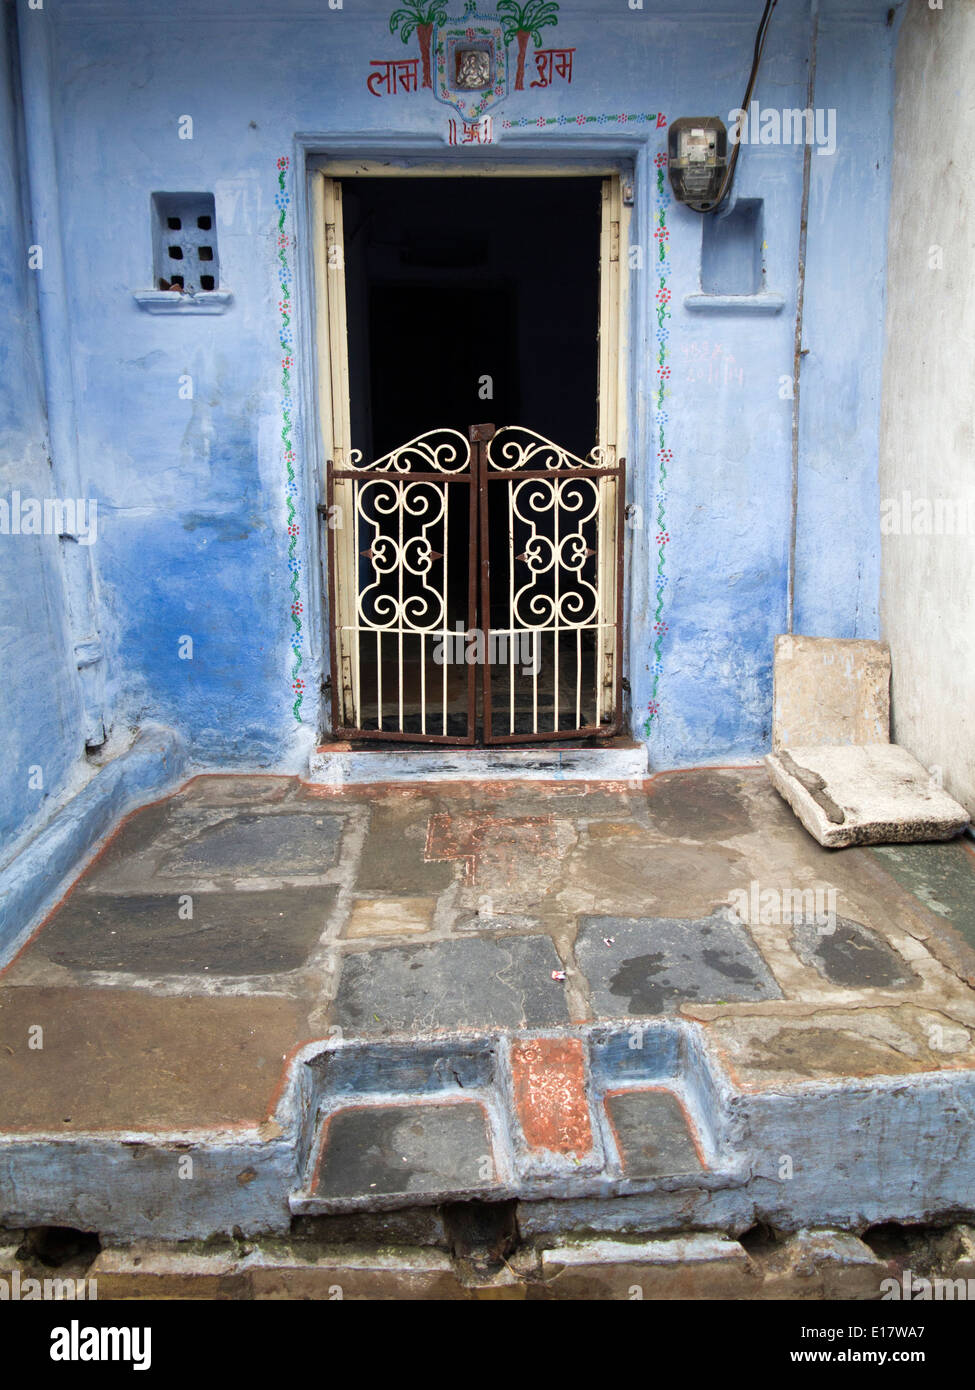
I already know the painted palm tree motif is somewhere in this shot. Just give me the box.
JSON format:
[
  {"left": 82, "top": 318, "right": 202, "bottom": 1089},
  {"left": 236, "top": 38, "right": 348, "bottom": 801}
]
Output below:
[
  {"left": 496, "top": 0, "right": 559, "bottom": 91},
  {"left": 390, "top": 0, "right": 448, "bottom": 90}
]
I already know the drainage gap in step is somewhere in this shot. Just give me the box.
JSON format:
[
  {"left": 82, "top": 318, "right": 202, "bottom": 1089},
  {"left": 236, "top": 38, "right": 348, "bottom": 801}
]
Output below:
[
  {"left": 442, "top": 1199, "right": 520, "bottom": 1278},
  {"left": 16, "top": 1226, "right": 102, "bottom": 1270}
]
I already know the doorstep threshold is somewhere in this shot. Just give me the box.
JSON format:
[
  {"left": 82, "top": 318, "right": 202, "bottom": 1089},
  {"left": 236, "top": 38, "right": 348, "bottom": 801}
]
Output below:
[{"left": 308, "top": 738, "right": 648, "bottom": 785}]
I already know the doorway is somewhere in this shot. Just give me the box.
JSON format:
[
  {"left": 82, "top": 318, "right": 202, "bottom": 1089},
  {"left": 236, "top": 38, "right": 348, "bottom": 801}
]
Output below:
[{"left": 313, "top": 170, "right": 627, "bottom": 745}]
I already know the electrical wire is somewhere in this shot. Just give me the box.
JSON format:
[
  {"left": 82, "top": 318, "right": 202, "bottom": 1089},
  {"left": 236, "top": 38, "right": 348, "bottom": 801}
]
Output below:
[{"left": 689, "top": 0, "right": 780, "bottom": 213}]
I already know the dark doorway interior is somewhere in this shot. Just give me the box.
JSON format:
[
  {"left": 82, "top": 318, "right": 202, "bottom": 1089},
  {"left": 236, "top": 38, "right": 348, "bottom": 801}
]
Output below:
[{"left": 343, "top": 176, "right": 601, "bottom": 462}]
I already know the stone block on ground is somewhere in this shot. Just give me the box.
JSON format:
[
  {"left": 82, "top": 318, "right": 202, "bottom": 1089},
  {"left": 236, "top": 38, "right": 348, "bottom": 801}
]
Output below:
[{"left": 765, "top": 744, "right": 970, "bottom": 848}]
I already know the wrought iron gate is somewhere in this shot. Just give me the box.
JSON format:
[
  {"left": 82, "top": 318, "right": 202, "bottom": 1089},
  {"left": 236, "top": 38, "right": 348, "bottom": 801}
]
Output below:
[{"left": 327, "top": 424, "right": 623, "bottom": 745}]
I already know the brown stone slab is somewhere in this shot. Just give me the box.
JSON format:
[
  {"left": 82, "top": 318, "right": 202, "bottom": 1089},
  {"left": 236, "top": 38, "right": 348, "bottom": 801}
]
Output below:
[
  {"left": 0, "top": 988, "right": 311, "bottom": 1132},
  {"left": 509, "top": 1037, "right": 594, "bottom": 1158}
]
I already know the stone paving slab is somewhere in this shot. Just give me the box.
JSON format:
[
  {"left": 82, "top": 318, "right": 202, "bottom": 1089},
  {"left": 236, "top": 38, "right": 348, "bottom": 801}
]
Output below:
[
  {"left": 159, "top": 811, "right": 345, "bottom": 877},
  {"left": 576, "top": 910, "right": 782, "bottom": 1018},
  {"left": 871, "top": 840, "right": 975, "bottom": 951},
  {"left": 605, "top": 1089, "right": 704, "bottom": 1177},
  {"left": 790, "top": 913, "right": 914, "bottom": 989},
  {"left": 22, "top": 887, "right": 335, "bottom": 976},
  {"left": 332, "top": 936, "right": 571, "bottom": 1035},
  {"left": 313, "top": 1102, "right": 495, "bottom": 1199}
]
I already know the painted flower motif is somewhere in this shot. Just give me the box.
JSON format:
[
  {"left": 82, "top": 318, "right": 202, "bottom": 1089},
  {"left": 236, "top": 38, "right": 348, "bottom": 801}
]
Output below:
[
  {"left": 502, "top": 119, "right": 512, "bottom": 129},
  {"left": 652, "top": 660, "right": 664, "bottom": 675},
  {"left": 288, "top": 524, "right": 299, "bottom": 538},
  {"left": 654, "top": 151, "right": 668, "bottom": 167},
  {"left": 466, "top": 26, "right": 475, "bottom": 38},
  {"left": 576, "top": 114, "right": 586, "bottom": 125},
  {"left": 282, "top": 355, "right": 293, "bottom": 369},
  {"left": 655, "top": 574, "right": 669, "bottom": 591},
  {"left": 618, "top": 113, "right": 628, "bottom": 124},
  {"left": 292, "top": 600, "right": 304, "bottom": 615},
  {"left": 495, "top": 83, "right": 504, "bottom": 95},
  {"left": 657, "top": 365, "right": 671, "bottom": 379},
  {"left": 654, "top": 621, "right": 669, "bottom": 635},
  {"left": 656, "top": 531, "right": 670, "bottom": 545},
  {"left": 658, "top": 449, "right": 673, "bottom": 464},
  {"left": 656, "top": 286, "right": 672, "bottom": 304},
  {"left": 537, "top": 117, "right": 546, "bottom": 127},
  {"left": 292, "top": 678, "right": 306, "bottom": 692},
  {"left": 646, "top": 699, "right": 660, "bottom": 716},
  {"left": 277, "top": 155, "right": 290, "bottom": 170}
]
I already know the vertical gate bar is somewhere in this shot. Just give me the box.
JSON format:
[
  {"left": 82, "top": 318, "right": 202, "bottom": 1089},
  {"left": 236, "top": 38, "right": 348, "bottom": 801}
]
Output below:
[
  {"left": 467, "top": 453, "right": 478, "bottom": 741},
  {"left": 553, "top": 479, "right": 560, "bottom": 733},
  {"left": 532, "top": 629, "right": 538, "bottom": 734},
  {"left": 474, "top": 423, "right": 495, "bottom": 743},
  {"left": 420, "top": 632, "right": 426, "bottom": 735},
  {"left": 576, "top": 627, "right": 582, "bottom": 729},
  {"left": 594, "top": 477, "right": 603, "bottom": 729},
  {"left": 353, "top": 478, "right": 362, "bottom": 731},
  {"left": 376, "top": 629, "right": 382, "bottom": 730},
  {"left": 443, "top": 478, "right": 450, "bottom": 736},
  {"left": 397, "top": 482, "right": 404, "bottom": 732},
  {"left": 508, "top": 478, "right": 515, "bottom": 735}
]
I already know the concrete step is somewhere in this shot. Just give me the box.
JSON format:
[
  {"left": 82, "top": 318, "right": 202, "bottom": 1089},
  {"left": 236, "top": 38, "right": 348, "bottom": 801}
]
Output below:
[{"left": 289, "top": 1022, "right": 742, "bottom": 1216}]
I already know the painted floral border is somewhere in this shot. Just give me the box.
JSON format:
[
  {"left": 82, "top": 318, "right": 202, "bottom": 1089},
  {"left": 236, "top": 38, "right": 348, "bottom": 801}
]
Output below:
[
  {"left": 501, "top": 111, "right": 662, "bottom": 131},
  {"left": 276, "top": 155, "right": 305, "bottom": 724},
  {"left": 644, "top": 148, "right": 671, "bottom": 738}
]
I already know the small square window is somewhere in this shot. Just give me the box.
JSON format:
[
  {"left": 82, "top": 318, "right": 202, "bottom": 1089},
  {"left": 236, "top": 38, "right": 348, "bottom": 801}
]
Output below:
[{"left": 151, "top": 192, "right": 219, "bottom": 293}]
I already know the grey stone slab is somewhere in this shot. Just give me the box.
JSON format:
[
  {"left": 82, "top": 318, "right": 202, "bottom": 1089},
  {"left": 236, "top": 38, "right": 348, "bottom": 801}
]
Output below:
[
  {"left": 35, "top": 888, "right": 335, "bottom": 976},
  {"left": 606, "top": 1090, "right": 704, "bottom": 1177},
  {"left": 791, "top": 914, "right": 914, "bottom": 989},
  {"left": 159, "top": 811, "right": 344, "bottom": 876},
  {"left": 577, "top": 911, "right": 782, "bottom": 1017},
  {"left": 766, "top": 744, "right": 970, "bottom": 848},
  {"left": 314, "top": 1102, "right": 495, "bottom": 1199},
  {"left": 332, "top": 935, "right": 571, "bottom": 1035},
  {"left": 871, "top": 841, "right": 975, "bottom": 947}
]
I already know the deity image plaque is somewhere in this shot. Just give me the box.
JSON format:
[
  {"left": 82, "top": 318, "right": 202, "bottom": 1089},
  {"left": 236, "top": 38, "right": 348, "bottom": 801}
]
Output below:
[{"left": 455, "top": 47, "right": 491, "bottom": 90}]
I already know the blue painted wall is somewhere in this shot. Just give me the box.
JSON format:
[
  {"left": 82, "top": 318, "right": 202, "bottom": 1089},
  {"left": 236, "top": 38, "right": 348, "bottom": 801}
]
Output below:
[
  {"left": 2, "top": 0, "right": 900, "bottom": 801},
  {"left": 0, "top": 4, "right": 86, "bottom": 857}
]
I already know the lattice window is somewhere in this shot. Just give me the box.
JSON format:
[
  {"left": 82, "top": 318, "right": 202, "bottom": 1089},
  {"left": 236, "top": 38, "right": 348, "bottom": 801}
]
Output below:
[{"left": 151, "top": 193, "right": 219, "bottom": 292}]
